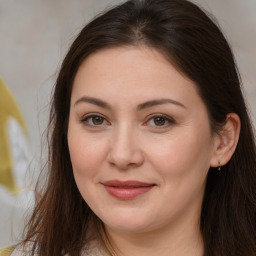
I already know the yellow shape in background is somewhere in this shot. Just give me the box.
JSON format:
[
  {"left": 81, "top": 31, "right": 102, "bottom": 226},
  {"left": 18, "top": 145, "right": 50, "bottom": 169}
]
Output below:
[{"left": 0, "top": 77, "right": 28, "bottom": 194}]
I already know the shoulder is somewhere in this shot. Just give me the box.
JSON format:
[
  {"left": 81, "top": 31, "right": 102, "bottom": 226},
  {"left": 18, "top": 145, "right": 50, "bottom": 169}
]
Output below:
[
  {"left": 82, "top": 241, "right": 106, "bottom": 256},
  {"left": 0, "top": 243, "right": 105, "bottom": 256}
]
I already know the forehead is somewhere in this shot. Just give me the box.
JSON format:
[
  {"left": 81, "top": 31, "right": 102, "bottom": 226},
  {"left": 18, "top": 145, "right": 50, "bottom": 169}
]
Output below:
[{"left": 72, "top": 46, "right": 199, "bottom": 100}]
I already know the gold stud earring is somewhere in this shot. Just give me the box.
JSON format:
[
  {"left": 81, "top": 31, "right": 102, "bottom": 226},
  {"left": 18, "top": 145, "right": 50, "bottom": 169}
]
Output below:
[{"left": 218, "top": 161, "right": 221, "bottom": 171}]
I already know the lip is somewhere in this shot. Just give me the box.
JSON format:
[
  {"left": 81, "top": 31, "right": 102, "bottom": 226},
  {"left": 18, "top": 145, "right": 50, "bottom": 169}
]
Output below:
[{"left": 102, "top": 180, "right": 156, "bottom": 200}]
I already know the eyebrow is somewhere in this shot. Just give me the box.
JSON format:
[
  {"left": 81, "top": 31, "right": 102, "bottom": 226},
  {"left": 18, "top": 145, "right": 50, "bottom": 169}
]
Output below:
[
  {"left": 74, "top": 96, "right": 111, "bottom": 109},
  {"left": 74, "top": 96, "right": 186, "bottom": 110},
  {"left": 136, "top": 98, "right": 186, "bottom": 110}
]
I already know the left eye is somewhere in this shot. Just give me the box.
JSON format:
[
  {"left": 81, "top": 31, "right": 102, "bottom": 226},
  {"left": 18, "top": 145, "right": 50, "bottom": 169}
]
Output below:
[{"left": 147, "top": 115, "right": 174, "bottom": 127}]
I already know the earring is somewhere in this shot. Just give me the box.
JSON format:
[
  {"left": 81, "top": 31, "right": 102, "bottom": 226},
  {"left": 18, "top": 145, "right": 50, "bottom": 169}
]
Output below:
[{"left": 218, "top": 161, "right": 221, "bottom": 171}]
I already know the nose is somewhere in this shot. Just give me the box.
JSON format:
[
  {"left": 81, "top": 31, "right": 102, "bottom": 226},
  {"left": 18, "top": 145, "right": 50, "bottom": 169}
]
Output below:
[{"left": 107, "top": 124, "right": 144, "bottom": 170}]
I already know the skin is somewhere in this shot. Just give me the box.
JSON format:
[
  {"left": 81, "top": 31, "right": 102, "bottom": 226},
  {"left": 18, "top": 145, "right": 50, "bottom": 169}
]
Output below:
[{"left": 67, "top": 46, "right": 239, "bottom": 256}]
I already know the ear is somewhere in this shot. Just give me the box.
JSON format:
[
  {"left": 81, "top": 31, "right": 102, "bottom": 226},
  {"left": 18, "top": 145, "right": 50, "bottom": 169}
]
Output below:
[{"left": 210, "top": 113, "right": 241, "bottom": 168}]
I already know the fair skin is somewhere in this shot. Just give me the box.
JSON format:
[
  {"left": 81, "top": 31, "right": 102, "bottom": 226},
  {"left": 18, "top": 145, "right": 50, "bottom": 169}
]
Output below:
[{"left": 68, "top": 46, "right": 240, "bottom": 256}]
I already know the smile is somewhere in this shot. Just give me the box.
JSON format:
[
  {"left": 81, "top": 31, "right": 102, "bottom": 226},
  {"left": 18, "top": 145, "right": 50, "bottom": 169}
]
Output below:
[{"left": 102, "top": 180, "right": 156, "bottom": 200}]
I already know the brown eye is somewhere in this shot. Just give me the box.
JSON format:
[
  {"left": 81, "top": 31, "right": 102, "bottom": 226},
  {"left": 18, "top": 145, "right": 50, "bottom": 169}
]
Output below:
[
  {"left": 146, "top": 114, "right": 174, "bottom": 128},
  {"left": 82, "top": 114, "right": 108, "bottom": 126},
  {"left": 92, "top": 116, "right": 104, "bottom": 125},
  {"left": 153, "top": 117, "right": 166, "bottom": 126}
]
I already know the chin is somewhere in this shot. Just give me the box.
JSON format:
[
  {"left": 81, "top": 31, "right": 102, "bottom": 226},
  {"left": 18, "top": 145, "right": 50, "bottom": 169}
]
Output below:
[{"left": 100, "top": 210, "right": 156, "bottom": 234}]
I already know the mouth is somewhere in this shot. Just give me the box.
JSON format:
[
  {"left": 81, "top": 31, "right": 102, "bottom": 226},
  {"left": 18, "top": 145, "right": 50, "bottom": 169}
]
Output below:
[{"left": 101, "top": 180, "right": 156, "bottom": 200}]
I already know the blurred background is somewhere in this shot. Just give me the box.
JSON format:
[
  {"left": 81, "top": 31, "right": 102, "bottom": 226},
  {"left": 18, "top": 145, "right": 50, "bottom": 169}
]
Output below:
[{"left": 0, "top": 0, "right": 255, "bottom": 248}]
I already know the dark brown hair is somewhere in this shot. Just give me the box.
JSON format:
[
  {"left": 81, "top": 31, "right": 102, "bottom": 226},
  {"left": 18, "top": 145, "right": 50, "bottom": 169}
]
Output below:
[{"left": 23, "top": 0, "right": 256, "bottom": 255}]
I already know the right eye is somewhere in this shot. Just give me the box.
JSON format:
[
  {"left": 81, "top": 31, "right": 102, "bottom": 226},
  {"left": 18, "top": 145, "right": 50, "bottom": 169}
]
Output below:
[{"left": 81, "top": 114, "right": 109, "bottom": 127}]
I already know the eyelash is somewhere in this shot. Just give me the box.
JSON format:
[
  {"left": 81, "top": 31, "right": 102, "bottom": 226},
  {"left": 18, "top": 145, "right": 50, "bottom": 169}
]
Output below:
[
  {"left": 80, "top": 113, "right": 109, "bottom": 127},
  {"left": 144, "top": 114, "right": 175, "bottom": 128},
  {"left": 80, "top": 113, "right": 175, "bottom": 128}
]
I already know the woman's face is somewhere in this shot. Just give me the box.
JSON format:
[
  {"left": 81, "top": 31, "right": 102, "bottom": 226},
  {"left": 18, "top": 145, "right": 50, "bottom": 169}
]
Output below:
[{"left": 68, "top": 46, "right": 219, "bottom": 235}]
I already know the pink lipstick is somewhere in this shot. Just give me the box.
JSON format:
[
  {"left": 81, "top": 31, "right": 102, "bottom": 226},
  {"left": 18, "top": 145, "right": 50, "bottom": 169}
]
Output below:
[{"left": 102, "top": 180, "right": 155, "bottom": 200}]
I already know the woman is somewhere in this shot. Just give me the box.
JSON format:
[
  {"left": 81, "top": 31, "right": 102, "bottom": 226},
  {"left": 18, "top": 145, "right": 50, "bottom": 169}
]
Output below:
[{"left": 1, "top": 0, "right": 255, "bottom": 255}]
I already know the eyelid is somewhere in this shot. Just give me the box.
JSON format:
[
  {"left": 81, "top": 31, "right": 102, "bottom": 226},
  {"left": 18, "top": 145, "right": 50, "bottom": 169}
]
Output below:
[
  {"left": 80, "top": 113, "right": 110, "bottom": 127},
  {"left": 144, "top": 113, "right": 175, "bottom": 128},
  {"left": 79, "top": 112, "right": 175, "bottom": 129}
]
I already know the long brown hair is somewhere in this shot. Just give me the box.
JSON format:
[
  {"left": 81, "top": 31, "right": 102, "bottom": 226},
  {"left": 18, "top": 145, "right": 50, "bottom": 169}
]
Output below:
[{"left": 23, "top": 0, "right": 256, "bottom": 255}]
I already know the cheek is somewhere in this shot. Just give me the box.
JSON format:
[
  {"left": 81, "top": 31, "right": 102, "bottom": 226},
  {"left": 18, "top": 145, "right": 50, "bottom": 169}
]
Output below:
[
  {"left": 145, "top": 129, "right": 213, "bottom": 181},
  {"left": 67, "top": 130, "right": 108, "bottom": 179},
  {"left": 145, "top": 132, "right": 213, "bottom": 217}
]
